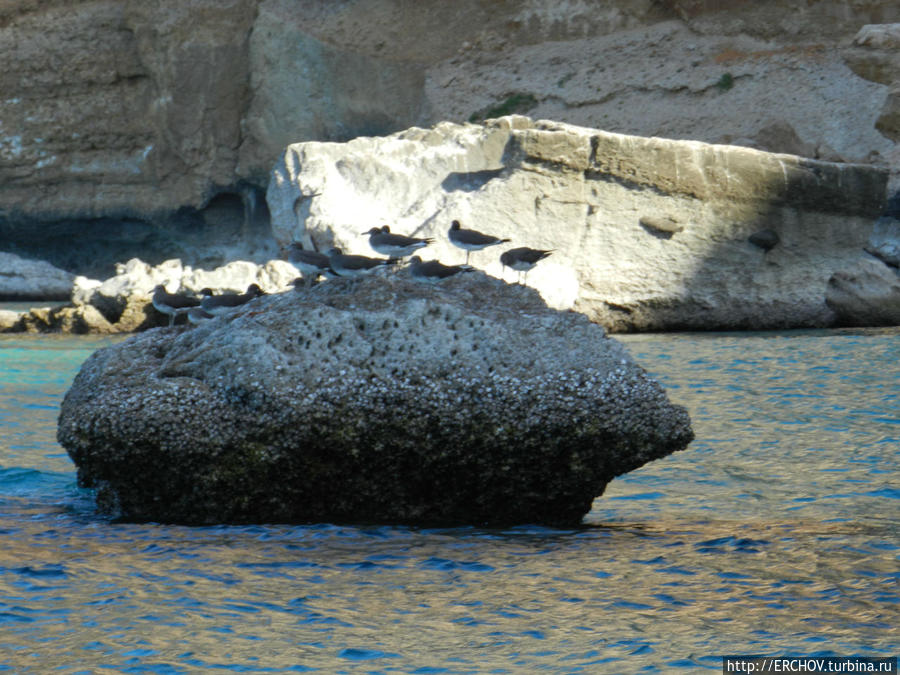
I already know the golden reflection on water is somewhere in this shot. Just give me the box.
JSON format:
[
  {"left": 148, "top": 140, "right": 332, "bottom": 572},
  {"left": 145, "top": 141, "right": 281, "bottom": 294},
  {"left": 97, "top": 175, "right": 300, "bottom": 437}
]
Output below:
[
  {"left": 0, "top": 330, "right": 898, "bottom": 672},
  {"left": 1, "top": 512, "right": 897, "bottom": 672}
]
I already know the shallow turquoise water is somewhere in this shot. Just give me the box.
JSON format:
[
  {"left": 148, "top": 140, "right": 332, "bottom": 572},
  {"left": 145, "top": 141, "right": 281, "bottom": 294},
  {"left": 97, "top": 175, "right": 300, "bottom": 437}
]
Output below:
[{"left": 0, "top": 330, "right": 897, "bottom": 673}]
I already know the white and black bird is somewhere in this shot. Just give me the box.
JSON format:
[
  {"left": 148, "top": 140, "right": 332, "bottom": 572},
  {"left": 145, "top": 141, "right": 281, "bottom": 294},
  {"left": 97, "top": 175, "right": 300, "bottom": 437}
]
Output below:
[
  {"left": 284, "top": 242, "right": 333, "bottom": 285},
  {"left": 326, "top": 248, "right": 398, "bottom": 278},
  {"left": 362, "top": 226, "right": 433, "bottom": 258},
  {"left": 500, "top": 247, "right": 553, "bottom": 285},
  {"left": 448, "top": 220, "right": 511, "bottom": 264},
  {"left": 200, "top": 284, "right": 265, "bottom": 316},
  {"left": 408, "top": 256, "right": 473, "bottom": 282},
  {"left": 151, "top": 285, "right": 211, "bottom": 327}
]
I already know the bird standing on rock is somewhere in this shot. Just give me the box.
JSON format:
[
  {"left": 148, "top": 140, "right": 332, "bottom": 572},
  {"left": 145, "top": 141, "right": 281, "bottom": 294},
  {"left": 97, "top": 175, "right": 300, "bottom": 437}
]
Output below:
[
  {"left": 186, "top": 306, "right": 215, "bottom": 326},
  {"left": 362, "top": 226, "right": 433, "bottom": 259},
  {"left": 448, "top": 220, "right": 511, "bottom": 264},
  {"left": 408, "top": 256, "right": 473, "bottom": 282},
  {"left": 500, "top": 247, "right": 553, "bottom": 285},
  {"left": 200, "top": 284, "right": 266, "bottom": 316},
  {"left": 327, "top": 248, "right": 398, "bottom": 278},
  {"left": 284, "top": 242, "right": 333, "bottom": 286},
  {"left": 151, "top": 285, "right": 211, "bottom": 327}
]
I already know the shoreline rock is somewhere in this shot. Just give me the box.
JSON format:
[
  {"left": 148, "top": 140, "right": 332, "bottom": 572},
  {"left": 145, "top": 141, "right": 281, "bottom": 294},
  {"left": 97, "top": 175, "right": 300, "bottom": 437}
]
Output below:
[
  {"left": 3, "top": 256, "right": 299, "bottom": 334},
  {"left": 0, "top": 252, "right": 74, "bottom": 301},
  {"left": 268, "top": 116, "right": 890, "bottom": 333},
  {"left": 56, "top": 271, "right": 693, "bottom": 526},
  {"left": 825, "top": 189, "right": 900, "bottom": 326}
]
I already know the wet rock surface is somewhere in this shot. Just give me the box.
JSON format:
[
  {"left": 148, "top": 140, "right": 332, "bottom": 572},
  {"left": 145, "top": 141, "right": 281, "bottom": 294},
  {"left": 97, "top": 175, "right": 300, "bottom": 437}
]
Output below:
[{"left": 57, "top": 271, "right": 693, "bottom": 526}]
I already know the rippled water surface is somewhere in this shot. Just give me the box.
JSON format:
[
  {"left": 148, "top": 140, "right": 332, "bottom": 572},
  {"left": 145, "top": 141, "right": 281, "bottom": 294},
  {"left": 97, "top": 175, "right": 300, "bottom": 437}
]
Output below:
[{"left": 0, "top": 330, "right": 897, "bottom": 673}]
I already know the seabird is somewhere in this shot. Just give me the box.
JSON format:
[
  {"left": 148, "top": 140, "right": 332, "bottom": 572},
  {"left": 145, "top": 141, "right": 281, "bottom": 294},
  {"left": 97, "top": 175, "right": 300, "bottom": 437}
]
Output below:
[
  {"left": 284, "top": 242, "right": 333, "bottom": 285},
  {"left": 186, "top": 306, "right": 215, "bottom": 326},
  {"left": 362, "top": 226, "right": 433, "bottom": 258},
  {"left": 448, "top": 220, "right": 511, "bottom": 264},
  {"left": 500, "top": 247, "right": 553, "bottom": 284},
  {"left": 408, "top": 256, "right": 473, "bottom": 282},
  {"left": 151, "top": 285, "right": 210, "bottom": 327},
  {"left": 326, "top": 248, "right": 398, "bottom": 278},
  {"left": 200, "top": 284, "right": 265, "bottom": 316}
]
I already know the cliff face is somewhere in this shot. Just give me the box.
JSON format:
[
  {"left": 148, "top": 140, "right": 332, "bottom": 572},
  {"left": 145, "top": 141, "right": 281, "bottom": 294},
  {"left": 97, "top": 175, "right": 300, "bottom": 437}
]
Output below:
[
  {"left": 0, "top": 0, "right": 897, "bottom": 277},
  {"left": 0, "top": 0, "right": 263, "bottom": 276}
]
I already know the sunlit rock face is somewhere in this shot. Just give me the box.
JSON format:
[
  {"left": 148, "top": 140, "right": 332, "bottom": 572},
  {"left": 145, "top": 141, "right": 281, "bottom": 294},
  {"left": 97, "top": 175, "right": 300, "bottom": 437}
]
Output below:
[
  {"left": 2, "top": 1, "right": 896, "bottom": 277},
  {"left": 56, "top": 272, "right": 693, "bottom": 526},
  {"left": 268, "top": 116, "right": 888, "bottom": 332}
]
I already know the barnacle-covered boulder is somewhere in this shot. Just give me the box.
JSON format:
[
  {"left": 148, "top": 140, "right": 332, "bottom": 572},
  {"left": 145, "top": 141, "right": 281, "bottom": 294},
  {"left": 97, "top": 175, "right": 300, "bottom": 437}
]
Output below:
[{"left": 57, "top": 271, "right": 693, "bottom": 525}]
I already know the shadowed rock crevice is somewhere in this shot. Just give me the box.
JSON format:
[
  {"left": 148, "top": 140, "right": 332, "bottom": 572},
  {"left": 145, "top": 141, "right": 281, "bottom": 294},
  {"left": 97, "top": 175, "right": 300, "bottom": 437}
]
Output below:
[
  {"left": 826, "top": 189, "right": 900, "bottom": 326},
  {"left": 0, "top": 183, "right": 276, "bottom": 279},
  {"left": 441, "top": 169, "right": 505, "bottom": 192}
]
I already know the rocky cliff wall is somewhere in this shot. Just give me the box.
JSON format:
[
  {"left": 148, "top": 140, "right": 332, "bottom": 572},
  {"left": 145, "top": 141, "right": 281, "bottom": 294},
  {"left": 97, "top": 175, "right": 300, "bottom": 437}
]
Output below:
[{"left": 0, "top": 0, "right": 897, "bottom": 279}]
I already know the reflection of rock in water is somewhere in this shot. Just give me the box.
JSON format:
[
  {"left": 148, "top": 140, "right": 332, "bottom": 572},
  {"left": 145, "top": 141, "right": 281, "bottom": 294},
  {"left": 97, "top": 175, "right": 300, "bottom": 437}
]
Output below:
[{"left": 57, "top": 272, "right": 693, "bottom": 526}]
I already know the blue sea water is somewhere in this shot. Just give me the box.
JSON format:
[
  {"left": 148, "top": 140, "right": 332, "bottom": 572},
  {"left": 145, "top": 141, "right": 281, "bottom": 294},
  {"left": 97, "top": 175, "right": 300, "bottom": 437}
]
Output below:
[{"left": 0, "top": 329, "right": 897, "bottom": 673}]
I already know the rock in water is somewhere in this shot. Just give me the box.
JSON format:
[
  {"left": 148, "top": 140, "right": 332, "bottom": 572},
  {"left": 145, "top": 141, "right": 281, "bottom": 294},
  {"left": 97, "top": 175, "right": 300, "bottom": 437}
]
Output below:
[{"left": 57, "top": 273, "right": 693, "bottom": 526}]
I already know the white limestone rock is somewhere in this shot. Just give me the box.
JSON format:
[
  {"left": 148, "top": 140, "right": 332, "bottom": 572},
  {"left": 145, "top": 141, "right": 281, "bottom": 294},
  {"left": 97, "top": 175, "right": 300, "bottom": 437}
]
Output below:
[
  {"left": 180, "top": 259, "right": 299, "bottom": 294},
  {"left": 826, "top": 256, "right": 900, "bottom": 326},
  {"left": 0, "top": 251, "right": 74, "bottom": 300},
  {"left": 268, "top": 117, "right": 889, "bottom": 332},
  {"left": 81, "top": 257, "right": 297, "bottom": 326},
  {"left": 0, "top": 310, "right": 21, "bottom": 332}
]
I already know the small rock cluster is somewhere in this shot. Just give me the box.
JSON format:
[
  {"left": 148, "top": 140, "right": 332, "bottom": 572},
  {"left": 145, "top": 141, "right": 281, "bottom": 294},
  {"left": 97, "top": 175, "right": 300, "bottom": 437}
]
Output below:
[
  {"left": 3, "top": 257, "right": 298, "bottom": 334},
  {"left": 57, "top": 270, "right": 694, "bottom": 526}
]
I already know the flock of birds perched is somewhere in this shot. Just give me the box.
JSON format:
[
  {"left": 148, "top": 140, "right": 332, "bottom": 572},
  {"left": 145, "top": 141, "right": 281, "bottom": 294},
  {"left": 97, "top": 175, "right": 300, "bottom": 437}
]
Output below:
[
  {"left": 152, "top": 219, "right": 552, "bottom": 327},
  {"left": 290, "top": 219, "right": 552, "bottom": 286}
]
